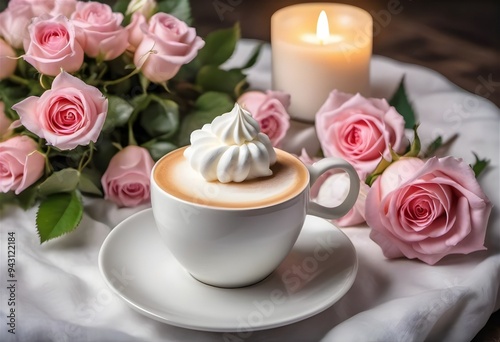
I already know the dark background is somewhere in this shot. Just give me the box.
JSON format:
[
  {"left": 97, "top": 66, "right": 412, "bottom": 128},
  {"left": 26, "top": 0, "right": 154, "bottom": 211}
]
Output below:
[{"left": 191, "top": 0, "right": 500, "bottom": 340}]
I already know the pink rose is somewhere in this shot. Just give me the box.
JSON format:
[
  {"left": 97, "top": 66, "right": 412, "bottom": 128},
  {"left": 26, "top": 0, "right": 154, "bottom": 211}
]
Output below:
[
  {"left": 8, "top": 0, "right": 77, "bottom": 17},
  {"left": 126, "top": 12, "right": 147, "bottom": 52},
  {"left": 23, "top": 14, "right": 84, "bottom": 76},
  {"left": 315, "top": 90, "right": 407, "bottom": 180},
  {"left": 365, "top": 157, "right": 492, "bottom": 265},
  {"left": 238, "top": 90, "right": 291, "bottom": 147},
  {"left": 13, "top": 71, "right": 108, "bottom": 150},
  {"left": 0, "top": 135, "right": 45, "bottom": 194},
  {"left": 0, "top": 38, "right": 17, "bottom": 80},
  {"left": 0, "top": 102, "right": 13, "bottom": 139},
  {"left": 101, "top": 146, "right": 154, "bottom": 207},
  {"left": 298, "top": 148, "right": 368, "bottom": 227},
  {"left": 0, "top": 1, "right": 34, "bottom": 48},
  {"left": 71, "top": 2, "right": 129, "bottom": 61},
  {"left": 134, "top": 13, "right": 204, "bottom": 83}
]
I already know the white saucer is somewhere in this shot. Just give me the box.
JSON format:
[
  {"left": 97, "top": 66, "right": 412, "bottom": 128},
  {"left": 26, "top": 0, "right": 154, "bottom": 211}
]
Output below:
[{"left": 98, "top": 208, "right": 358, "bottom": 332}]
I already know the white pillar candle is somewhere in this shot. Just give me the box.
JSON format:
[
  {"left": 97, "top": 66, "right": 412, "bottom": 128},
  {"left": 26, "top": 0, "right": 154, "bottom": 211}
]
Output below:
[{"left": 272, "top": 3, "right": 372, "bottom": 122}]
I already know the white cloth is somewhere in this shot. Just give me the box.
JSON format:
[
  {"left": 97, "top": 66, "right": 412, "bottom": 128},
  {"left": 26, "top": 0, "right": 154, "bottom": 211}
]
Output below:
[{"left": 1, "top": 40, "right": 499, "bottom": 342}]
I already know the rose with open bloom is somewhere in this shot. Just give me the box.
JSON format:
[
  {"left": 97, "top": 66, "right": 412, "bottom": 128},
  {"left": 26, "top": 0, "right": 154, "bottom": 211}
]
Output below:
[
  {"left": 316, "top": 90, "right": 407, "bottom": 180},
  {"left": 365, "top": 157, "right": 492, "bottom": 265},
  {"left": 0, "top": 38, "right": 17, "bottom": 80},
  {"left": 23, "top": 14, "right": 84, "bottom": 76},
  {"left": 0, "top": 135, "right": 45, "bottom": 194},
  {"left": 101, "top": 146, "right": 155, "bottom": 207},
  {"left": 238, "top": 90, "right": 291, "bottom": 147},
  {"left": 134, "top": 13, "right": 204, "bottom": 83},
  {"left": 13, "top": 71, "right": 108, "bottom": 150},
  {"left": 8, "top": 0, "right": 77, "bottom": 17},
  {"left": 298, "top": 148, "right": 369, "bottom": 227},
  {"left": 72, "top": 1, "right": 129, "bottom": 61}
]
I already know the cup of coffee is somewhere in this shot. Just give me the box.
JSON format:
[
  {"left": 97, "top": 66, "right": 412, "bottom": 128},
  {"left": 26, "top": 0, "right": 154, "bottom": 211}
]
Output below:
[{"left": 151, "top": 145, "right": 359, "bottom": 288}]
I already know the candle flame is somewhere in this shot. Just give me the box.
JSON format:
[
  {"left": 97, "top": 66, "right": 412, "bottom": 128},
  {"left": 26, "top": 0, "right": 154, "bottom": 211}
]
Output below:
[{"left": 316, "top": 10, "right": 330, "bottom": 44}]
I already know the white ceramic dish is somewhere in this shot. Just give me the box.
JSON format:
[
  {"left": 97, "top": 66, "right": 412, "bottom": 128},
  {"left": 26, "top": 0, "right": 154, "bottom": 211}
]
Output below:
[{"left": 98, "top": 208, "right": 357, "bottom": 332}]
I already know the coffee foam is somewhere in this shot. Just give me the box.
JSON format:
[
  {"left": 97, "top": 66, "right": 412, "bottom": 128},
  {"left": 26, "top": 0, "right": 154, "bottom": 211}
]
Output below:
[{"left": 153, "top": 147, "right": 309, "bottom": 209}]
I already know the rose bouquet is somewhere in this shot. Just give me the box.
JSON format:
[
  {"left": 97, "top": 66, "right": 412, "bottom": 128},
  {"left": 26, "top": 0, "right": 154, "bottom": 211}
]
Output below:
[
  {"left": 0, "top": 0, "right": 275, "bottom": 242},
  {"left": 302, "top": 80, "right": 492, "bottom": 265}
]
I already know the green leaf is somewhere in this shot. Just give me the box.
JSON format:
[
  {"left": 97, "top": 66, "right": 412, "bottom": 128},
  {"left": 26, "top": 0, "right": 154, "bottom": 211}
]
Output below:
[
  {"left": 78, "top": 171, "right": 103, "bottom": 196},
  {"left": 157, "top": 0, "right": 192, "bottom": 24},
  {"left": 196, "top": 66, "right": 246, "bottom": 97},
  {"left": 102, "top": 96, "right": 134, "bottom": 132},
  {"left": 142, "top": 141, "right": 177, "bottom": 161},
  {"left": 113, "top": 0, "right": 129, "bottom": 14},
  {"left": 389, "top": 76, "right": 416, "bottom": 129},
  {"left": 197, "top": 23, "right": 240, "bottom": 66},
  {"left": 424, "top": 136, "right": 443, "bottom": 157},
  {"left": 178, "top": 91, "right": 233, "bottom": 146},
  {"left": 38, "top": 169, "right": 80, "bottom": 196},
  {"left": 36, "top": 191, "right": 83, "bottom": 243},
  {"left": 139, "top": 96, "right": 179, "bottom": 138},
  {"left": 234, "top": 43, "right": 263, "bottom": 70},
  {"left": 403, "top": 125, "right": 421, "bottom": 158},
  {"left": 471, "top": 153, "right": 490, "bottom": 178}
]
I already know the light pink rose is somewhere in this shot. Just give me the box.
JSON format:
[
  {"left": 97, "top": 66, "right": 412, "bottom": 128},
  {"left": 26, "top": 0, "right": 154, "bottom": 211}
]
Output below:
[
  {"left": 298, "top": 148, "right": 368, "bottom": 227},
  {"left": 71, "top": 2, "right": 129, "bottom": 61},
  {"left": 101, "top": 146, "right": 154, "bottom": 207},
  {"left": 238, "top": 90, "right": 291, "bottom": 147},
  {"left": 0, "top": 1, "right": 34, "bottom": 48},
  {"left": 0, "top": 38, "right": 17, "bottom": 80},
  {"left": 0, "top": 102, "right": 13, "bottom": 139},
  {"left": 366, "top": 157, "right": 492, "bottom": 265},
  {"left": 134, "top": 13, "right": 204, "bottom": 83},
  {"left": 13, "top": 71, "right": 108, "bottom": 150},
  {"left": 23, "top": 14, "right": 84, "bottom": 76},
  {"left": 8, "top": 0, "right": 77, "bottom": 17},
  {"left": 126, "top": 12, "right": 147, "bottom": 52},
  {"left": 0, "top": 135, "right": 45, "bottom": 194},
  {"left": 315, "top": 90, "right": 407, "bottom": 180}
]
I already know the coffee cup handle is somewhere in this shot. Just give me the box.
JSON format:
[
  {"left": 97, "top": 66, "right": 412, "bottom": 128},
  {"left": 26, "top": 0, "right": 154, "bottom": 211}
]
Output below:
[{"left": 305, "top": 157, "right": 360, "bottom": 220}]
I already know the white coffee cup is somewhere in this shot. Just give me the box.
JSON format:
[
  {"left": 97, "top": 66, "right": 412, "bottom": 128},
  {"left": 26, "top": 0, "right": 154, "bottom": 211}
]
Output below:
[{"left": 151, "top": 147, "right": 359, "bottom": 288}]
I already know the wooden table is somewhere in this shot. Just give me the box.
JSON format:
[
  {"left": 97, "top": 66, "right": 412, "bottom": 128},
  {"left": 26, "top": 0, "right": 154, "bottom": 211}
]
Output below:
[{"left": 190, "top": 0, "right": 499, "bottom": 340}]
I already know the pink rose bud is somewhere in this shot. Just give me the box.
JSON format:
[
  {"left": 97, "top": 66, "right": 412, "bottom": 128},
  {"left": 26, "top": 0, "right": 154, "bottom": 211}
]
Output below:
[
  {"left": 238, "top": 90, "right": 291, "bottom": 147},
  {"left": 134, "top": 13, "right": 204, "bottom": 83},
  {"left": 315, "top": 90, "right": 408, "bottom": 180},
  {"left": 126, "top": 12, "right": 147, "bottom": 52},
  {"left": 0, "top": 1, "right": 34, "bottom": 49},
  {"left": 101, "top": 146, "right": 155, "bottom": 207},
  {"left": 0, "top": 135, "right": 45, "bottom": 194},
  {"left": 71, "top": 2, "right": 129, "bottom": 61},
  {"left": 365, "top": 157, "right": 492, "bottom": 265},
  {"left": 23, "top": 14, "right": 84, "bottom": 76},
  {"left": 0, "top": 38, "right": 17, "bottom": 80},
  {"left": 13, "top": 71, "right": 108, "bottom": 150}
]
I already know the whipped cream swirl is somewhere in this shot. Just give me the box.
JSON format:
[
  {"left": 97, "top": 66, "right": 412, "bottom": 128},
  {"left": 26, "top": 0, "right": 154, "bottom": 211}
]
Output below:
[{"left": 184, "top": 103, "right": 277, "bottom": 183}]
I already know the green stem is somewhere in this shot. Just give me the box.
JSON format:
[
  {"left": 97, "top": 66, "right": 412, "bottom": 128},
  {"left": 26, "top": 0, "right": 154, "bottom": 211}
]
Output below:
[
  {"left": 78, "top": 142, "right": 94, "bottom": 171},
  {"left": 44, "top": 146, "right": 52, "bottom": 175},
  {"left": 128, "top": 121, "right": 137, "bottom": 146},
  {"left": 8, "top": 74, "right": 30, "bottom": 86},
  {"left": 102, "top": 68, "right": 141, "bottom": 91}
]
